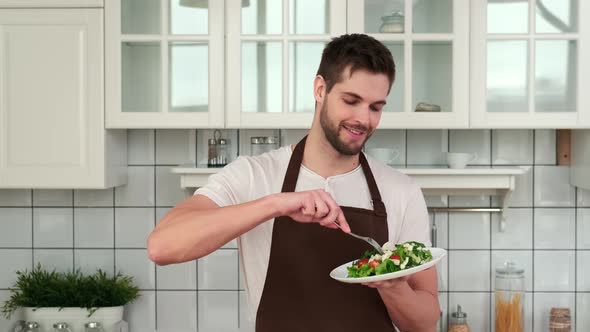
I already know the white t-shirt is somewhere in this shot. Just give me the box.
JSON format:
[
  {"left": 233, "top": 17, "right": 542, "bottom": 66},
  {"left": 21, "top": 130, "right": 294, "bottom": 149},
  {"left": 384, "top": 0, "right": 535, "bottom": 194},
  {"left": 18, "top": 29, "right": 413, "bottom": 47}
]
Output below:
[{"left": 194, "top": 145, "right": 431, "bottom": 321}]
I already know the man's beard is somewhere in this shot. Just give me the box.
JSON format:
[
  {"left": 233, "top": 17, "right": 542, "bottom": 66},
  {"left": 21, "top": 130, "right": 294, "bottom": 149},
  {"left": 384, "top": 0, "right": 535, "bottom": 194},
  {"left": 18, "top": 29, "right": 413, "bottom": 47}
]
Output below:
[{"left": 319, "top": 101, "right": 371, "bottom": 156}]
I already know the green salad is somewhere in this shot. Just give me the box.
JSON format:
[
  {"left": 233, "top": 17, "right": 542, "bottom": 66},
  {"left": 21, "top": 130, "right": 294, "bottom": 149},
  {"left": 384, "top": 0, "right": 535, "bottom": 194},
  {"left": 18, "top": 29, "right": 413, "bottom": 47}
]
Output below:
[{"left": 347, "top": 241, "right": 433, "bottom": 278}]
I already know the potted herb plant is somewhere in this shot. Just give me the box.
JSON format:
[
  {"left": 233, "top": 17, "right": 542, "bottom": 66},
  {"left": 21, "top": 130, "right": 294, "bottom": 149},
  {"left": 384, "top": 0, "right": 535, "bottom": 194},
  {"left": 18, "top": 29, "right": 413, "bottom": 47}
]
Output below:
[{"left": 1, "top": 265, "right": 139, "bottom": 332}]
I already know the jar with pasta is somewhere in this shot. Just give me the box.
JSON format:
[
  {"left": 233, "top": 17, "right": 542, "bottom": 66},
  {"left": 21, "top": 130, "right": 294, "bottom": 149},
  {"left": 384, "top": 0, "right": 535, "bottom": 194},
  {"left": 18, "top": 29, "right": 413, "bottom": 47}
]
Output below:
[{"left": 495, "top": 261, "right": 525, "bottom": 332}]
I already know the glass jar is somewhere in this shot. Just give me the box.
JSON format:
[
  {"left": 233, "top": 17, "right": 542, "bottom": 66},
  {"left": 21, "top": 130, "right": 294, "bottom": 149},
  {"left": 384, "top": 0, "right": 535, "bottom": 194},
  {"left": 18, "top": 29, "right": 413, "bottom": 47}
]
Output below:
[
  {"left": 12, "top": 320, "right": 26, "bottom": 332},
  {"left": 448, "top": 305, "right": 470, "bottom": 332},
  {"left": 207, "top": 130, "right": 229, "bottom": 167},
  {"left": 495, "top": 261, "right": 525, "bottom": 332},
  {"left": 379, "top": 10, "right": 404, "bottom": 33},
  {"left": 52, "top": 322, "right": 72, "bottom": 332},
  {"left": 84, "top": 322, "right": 106, "bottom": 332},
  {"left": 251, "top": 136, "right": 278, "bottom": 156},
  {"left": 22, "top": 322, "right": 40, "bottom": 332},
  {"left": 549, "top": 307, "right": 571, "bottom": 332}
]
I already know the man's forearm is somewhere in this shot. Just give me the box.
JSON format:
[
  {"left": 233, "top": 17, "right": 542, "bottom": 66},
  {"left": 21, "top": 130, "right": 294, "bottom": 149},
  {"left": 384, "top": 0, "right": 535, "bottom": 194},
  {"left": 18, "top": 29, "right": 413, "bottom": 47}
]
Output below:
[
  {"left": 148, "top": 194, "right": 280, "bottom": 265},
  {"left": 378, "top": 282, "right": 439, "bottom": 332}
]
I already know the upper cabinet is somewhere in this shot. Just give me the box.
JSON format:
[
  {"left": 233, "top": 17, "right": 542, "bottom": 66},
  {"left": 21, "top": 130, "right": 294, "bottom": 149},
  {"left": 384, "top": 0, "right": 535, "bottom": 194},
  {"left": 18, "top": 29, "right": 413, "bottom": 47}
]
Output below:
[
  {"left": 0, "top": 6, "right": 127, "bottom": 188},
  {"left": 105, "top": 0, "right": 224, "bottom": 128},
  {"left": 470, "top": 0, "right": 590, "bottom": 128},
  {"left": 346, "top": 0, "right": 470, "bottom": 129},
  {"left": 225, "top": 0, "right": 347, "bottom": 128}
]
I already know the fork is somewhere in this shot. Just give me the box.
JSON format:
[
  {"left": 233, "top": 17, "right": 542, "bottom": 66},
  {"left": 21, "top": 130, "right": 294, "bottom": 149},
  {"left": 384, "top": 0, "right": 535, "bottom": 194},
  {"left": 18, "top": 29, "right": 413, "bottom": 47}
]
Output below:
[{"left": 332, "top": 221, "right": 385, "bottom": 254}]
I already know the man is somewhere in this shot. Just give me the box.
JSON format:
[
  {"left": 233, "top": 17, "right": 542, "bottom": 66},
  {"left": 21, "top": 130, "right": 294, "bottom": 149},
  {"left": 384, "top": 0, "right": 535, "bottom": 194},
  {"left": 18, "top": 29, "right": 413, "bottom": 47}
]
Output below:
[{"left": 148, "top": 34, "right": 440, "bottom": 331}]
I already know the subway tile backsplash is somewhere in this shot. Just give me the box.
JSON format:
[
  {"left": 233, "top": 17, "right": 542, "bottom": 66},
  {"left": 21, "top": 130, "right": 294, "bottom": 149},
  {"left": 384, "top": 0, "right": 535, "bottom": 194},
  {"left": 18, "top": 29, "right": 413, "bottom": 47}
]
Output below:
[{"left": 0, "top": 129, "right": 589, "bottom": 332}]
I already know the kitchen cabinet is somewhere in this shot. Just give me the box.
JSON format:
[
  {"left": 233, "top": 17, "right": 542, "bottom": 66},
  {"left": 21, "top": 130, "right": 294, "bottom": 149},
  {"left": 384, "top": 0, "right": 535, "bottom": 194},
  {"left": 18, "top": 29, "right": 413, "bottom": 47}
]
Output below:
[
  {"left": 470, "top": 0, "right": 590, "bottom": 128},
  {"left": 346, "top": 0, "right": 470, "bottom": 129},
  {"left": 225, "top": 0, "right": 347, "bottom": 128},
  {"left": 0, "top": 6, "right": 127, "bottom": 188},
  {"left": 105, "top": 0, "right": 225, "bottom": 128}
]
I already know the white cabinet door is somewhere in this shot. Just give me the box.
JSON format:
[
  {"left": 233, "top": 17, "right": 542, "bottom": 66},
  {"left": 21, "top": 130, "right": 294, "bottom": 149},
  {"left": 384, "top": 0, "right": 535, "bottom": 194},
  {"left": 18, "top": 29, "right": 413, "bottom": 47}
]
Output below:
[
  {"left": 346, "top": 0, "right": 470, "bottom": 129},
  {"left": 0, "top": 9, "right": 127, "bottom": 188},
  {"left": 470, "top": 0, "right": 590, "bottom": 128},
  {"left": 225, "top": 0, "right": 347, "bottom": 128},
  {"left": 105, "top": 0, "right": 224, "bottom": 128}
]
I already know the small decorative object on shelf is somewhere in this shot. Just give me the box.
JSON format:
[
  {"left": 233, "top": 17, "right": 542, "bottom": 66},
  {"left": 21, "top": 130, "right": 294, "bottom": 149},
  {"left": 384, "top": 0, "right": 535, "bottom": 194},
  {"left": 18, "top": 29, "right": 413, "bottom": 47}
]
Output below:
[
  {"left": 415, "top": 102, "right": 442, "bottom": 112},
  {"left": 251, "top": 136, "right": 278, "bottom": 156},
  {"left": 379, "top": 10, "right": 405, "bottom": 33},
  {"left": 208, "top": 129, "right": 229, "bottom": 167},
  {"left": 52, "top": 322, "right": 72, "bottom": 332},
  {"left": 549, "top": 307, "right": 571, "bottom": 332},
  {"left": 84, "top": 322, "right": 106, "bottom": 332},
  {"left": 22, "top": 322, "right": 40, "bottom": 332}
]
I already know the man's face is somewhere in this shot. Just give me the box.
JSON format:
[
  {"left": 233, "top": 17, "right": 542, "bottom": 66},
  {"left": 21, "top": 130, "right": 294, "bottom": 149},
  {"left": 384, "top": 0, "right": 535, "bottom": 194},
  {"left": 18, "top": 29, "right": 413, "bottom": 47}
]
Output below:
[{"left": 319, "top": 68, "right": 390, "bottom": 156}]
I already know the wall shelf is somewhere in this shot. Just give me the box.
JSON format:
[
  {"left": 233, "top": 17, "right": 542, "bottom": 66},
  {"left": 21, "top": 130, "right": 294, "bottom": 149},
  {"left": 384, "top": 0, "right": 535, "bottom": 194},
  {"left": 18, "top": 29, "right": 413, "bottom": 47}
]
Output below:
[{"left": 171, "top": 166, "right": 527, "bottom": 231}]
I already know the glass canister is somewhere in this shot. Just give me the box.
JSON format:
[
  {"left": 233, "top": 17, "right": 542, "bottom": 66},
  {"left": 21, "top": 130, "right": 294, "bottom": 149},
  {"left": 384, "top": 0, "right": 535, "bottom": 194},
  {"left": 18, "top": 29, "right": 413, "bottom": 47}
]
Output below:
[
  {"left": 379, "top": 10, "right": 405, "bottom": 33},
  {"left": 448, "top": 305, "right": 470, "bottom": 332},
  {"left": 250, "top": 136, "right": 278, "bottom": 156},
  {"left": 495, "top": 261, "right": 525, "bottom": 332},
  {"left": 207, "top": 130, "right": 229, "bottom": 167},
  {"left": 52, "top": 322, "right": 72, "bottom": 332},
  {"left": 84, "top": 322, "right": 106, "bottom": 332},
  {"left": 22, "top": 322, "right": 40, "bottom": 332}
]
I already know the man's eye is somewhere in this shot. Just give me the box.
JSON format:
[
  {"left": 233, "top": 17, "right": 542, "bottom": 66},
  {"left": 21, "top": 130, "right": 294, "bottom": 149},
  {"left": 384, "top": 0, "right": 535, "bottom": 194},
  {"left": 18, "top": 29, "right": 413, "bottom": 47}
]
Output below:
[
  {"left": 370, "top": 106, "right": 383, "bottom": 112},
  {"left": 343, "top": 99, "right": 357, "bottom": 105}
]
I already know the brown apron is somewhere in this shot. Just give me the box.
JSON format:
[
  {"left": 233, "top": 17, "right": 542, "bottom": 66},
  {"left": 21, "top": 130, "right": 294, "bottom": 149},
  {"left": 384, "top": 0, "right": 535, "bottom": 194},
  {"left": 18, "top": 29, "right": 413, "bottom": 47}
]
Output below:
[{"left": 256, "top": 136, "right": 394, "bottom": 331}]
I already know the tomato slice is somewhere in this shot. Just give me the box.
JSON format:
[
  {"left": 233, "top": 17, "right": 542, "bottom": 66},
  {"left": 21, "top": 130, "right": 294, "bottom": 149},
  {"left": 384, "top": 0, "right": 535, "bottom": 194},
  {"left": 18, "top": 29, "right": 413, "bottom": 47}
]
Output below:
[
  {"left": 356, "top": 258, "right": 369, "bottom": 268},
  {"left": 391, "top": 254, "right": 401, "bottom": 261},
  {"left": 369, "top": 260, "right": 380, "bottom": 269}
]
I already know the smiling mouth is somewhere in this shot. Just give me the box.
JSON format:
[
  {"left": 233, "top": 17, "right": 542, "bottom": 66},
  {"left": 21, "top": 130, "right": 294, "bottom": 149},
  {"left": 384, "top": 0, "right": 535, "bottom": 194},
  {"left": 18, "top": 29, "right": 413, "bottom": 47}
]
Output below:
[{"left": 342, "top": 125, "right": 366, "bottom": 136}]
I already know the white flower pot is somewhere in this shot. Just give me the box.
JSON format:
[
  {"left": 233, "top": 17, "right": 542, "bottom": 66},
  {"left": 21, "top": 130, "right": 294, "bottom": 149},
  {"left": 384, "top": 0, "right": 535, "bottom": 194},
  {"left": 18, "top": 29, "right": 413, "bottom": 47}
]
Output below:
[{"left": 22, "top": 306, "right": 124, "bottom": 332}]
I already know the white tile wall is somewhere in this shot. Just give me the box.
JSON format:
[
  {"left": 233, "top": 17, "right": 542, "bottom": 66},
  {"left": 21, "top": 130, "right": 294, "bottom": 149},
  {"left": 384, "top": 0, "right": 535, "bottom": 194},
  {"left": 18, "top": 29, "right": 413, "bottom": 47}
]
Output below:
[
  {"left": 0, "top": 189, "right": 31, "bottom": 206},
  {"left": 534, "top": 166, "right": 576, "bottom": 207},
  {"left": 156, "top": 291, "right": 198, "bottom": 331},
  {"left": 449, "top": 129, "right": 491, "bottom": 165},
  {"left": 0, "top": 129, "right": 586, "bottom": 332},
  {"left": 0, "top": 208, "right": 32, "bottom": 247},
  {"left": 534, "top": 208, "right": 575, "bottom": 249},
  {"left": 492, "top": 130, "right": 534, "bottom": 165},
  {"left": 407, "top": 130, "right": 448, "bottom": 165}
]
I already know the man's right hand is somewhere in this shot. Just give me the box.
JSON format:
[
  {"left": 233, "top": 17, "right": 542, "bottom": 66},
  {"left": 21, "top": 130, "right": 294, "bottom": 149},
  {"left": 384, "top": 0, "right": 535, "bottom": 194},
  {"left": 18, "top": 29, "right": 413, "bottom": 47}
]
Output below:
[{"left": 273, "top": 189, "right": 351, "bottom": 233}]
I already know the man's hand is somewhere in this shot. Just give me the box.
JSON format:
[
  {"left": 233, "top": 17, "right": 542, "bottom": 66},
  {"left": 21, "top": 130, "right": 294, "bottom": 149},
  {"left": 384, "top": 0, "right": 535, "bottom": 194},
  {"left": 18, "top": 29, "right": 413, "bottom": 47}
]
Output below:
[{"left": 273, "top": 189, "right": 351, "bottom": 233}]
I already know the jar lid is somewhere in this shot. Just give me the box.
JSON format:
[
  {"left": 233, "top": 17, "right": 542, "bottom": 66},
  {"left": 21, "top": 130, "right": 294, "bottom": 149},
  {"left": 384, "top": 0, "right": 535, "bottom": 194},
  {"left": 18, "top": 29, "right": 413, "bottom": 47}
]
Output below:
[
  {"left": 85, "top": 322, "right": 102, "bottom": 328},
  {"left": 381, "top": 10, "right": 404, "bottom": 21},
  {"left": 208, "top": 138, "right": 217, "bottom": 145},
  {"left": 218, "top": 138, "right": 228, "bottom": 145},
  {"left": 251, "top": 137, "right": 264, "bottom": 144},
  {"left": 264, "top": 136, "right": 278, "bottom": 144},
  {"left": 451, "top": 304, "right": 467, "bottom": 318},
  {"left": 26, "top": 322, "right": 39, "bottom": 328},
  {"left": 496, "top": 261, "right": 524, "bottom": 277},
  {"left": 53, "top": 322, "right": 69, "bottom": 329}
]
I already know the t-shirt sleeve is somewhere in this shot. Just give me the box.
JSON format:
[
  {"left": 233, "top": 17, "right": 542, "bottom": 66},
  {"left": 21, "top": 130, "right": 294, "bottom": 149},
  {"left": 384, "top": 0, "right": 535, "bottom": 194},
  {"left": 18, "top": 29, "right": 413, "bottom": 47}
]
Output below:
[
  {"left": 193, "top": 156, "right": 252, "bottom": 207},
  {"left": 397, "top": 184, "right": 432, "bottom": 247}
]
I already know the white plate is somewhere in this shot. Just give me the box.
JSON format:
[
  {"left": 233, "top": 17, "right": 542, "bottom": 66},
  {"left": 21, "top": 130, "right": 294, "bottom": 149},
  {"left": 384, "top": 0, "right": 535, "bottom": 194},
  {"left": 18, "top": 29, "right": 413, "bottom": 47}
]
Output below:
[{"left": 330, "top": 247, "right": 447, "bottom": 284}]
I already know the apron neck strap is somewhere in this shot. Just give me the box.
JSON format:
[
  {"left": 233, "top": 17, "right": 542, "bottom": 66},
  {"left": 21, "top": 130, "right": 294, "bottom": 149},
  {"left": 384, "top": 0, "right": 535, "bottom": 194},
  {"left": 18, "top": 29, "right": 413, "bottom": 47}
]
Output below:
[{"left": 281, "top": 136, "right": 387, "bottom": 217}]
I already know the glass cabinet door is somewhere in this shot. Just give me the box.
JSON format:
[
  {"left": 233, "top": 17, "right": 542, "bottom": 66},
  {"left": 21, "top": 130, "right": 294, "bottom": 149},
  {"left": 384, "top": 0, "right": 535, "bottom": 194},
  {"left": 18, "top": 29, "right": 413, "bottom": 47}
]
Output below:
[
  {"left": 226, "top": 0, "right": 347, "bottom": 128},
  {"left": 106, "top": 0, "right": 224, "bottom": 128},
  {"left": 346, "top": 0, "right": 470, "bottom": 128},
  {"left": 471, "top": 0, "right": 590, "bottom": 128}
]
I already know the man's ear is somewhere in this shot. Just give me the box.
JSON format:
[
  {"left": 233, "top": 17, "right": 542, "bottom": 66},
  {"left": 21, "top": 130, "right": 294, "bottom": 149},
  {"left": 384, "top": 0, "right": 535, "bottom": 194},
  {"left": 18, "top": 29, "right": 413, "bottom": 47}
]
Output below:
[{"left": 314, "top": 75, "right": 327, "bottom": 103}]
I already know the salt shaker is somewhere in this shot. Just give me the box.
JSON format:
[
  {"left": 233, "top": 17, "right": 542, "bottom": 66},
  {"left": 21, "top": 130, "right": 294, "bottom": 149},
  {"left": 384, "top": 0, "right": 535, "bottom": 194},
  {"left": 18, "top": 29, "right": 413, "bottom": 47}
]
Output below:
[
  {"left": 84, "top": 322, "right": 106, "bottom": 332},
  {"left": 52, "top": 322, "right": 72, "bottom": 332},
  {"left": 22, "top": 322, "right": 40, "bottom": 332},
  {"left": 448, "top": 305, "right": 469, "bottom": 332},
  {"left": 207, "top": 130, "right": 228, "bottom": 167}
]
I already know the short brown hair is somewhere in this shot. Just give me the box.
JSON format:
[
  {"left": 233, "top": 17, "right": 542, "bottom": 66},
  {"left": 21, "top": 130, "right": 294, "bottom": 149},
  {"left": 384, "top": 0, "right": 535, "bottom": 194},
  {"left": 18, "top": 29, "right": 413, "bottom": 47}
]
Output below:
[{"left": 316, "top": 34, "right": 396, "bottom": 94}]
